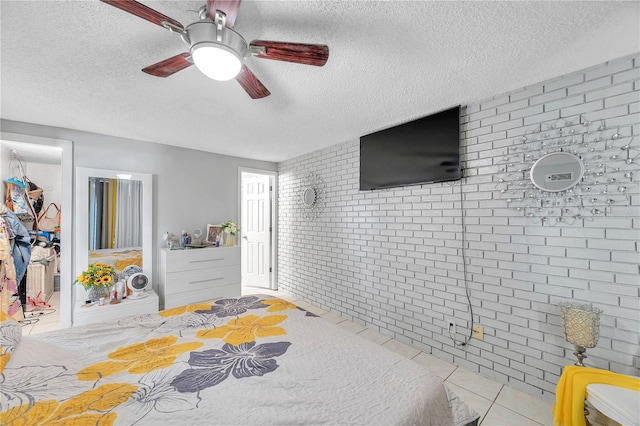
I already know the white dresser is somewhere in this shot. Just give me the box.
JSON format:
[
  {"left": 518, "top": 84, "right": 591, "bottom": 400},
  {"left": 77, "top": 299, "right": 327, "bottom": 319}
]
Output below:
[
  {"left": 158, "top": 247, "right": 241, "bottom": 310},
  {"left": 73, "top": 291, "right": 159, "bottom": 326}
]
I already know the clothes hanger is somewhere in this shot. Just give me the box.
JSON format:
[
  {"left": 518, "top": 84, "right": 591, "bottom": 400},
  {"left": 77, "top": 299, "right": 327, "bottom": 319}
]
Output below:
[{"left": 9, "top": 149, "right": 28, "bottom": 184}]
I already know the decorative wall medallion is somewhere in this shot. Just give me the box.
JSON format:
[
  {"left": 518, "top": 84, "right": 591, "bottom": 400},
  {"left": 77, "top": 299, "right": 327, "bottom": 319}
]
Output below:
[
  {"left": 496, "top": 116, "right": 638, "bottom": 224},
  {"left": 299, "top": 172, "right": 325, "bottom": 221}
]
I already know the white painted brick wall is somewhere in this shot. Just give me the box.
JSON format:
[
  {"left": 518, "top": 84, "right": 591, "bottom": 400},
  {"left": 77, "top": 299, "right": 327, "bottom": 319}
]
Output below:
[{"left": 277, "top": 54, "right": 640, "bottom": 401}]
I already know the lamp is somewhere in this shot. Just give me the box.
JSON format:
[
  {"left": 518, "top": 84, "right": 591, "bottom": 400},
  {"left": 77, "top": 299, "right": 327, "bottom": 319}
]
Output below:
[
  {"left": 559, "top": 302, "right": 602, "bottom": 366},
  {"left": 186, "top": 18, "right": 248, "bottom": 81},
  {"left": 192, "top": 43, "right": 241, "bottom": 81}
]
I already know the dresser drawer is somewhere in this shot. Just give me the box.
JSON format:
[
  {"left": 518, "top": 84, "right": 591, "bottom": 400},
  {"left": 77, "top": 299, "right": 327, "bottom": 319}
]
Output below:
[
  {"left": 164, "top": 265, "right": 241, "bottom": 296},
  {"left": 164, "top": 247, "right": 240, "bottom": 273},
  {"left": 158, "top": 247, "right": 241, "bottom": 310}
]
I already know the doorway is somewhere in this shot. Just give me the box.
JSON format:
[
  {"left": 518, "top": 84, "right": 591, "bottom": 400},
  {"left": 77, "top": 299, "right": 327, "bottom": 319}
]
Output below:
[
  {"left": 0, "top": 132, "right": 73, "bottom": 328},
  {"left": 239, "top": 168, "right": 277, "bottom": 294}
]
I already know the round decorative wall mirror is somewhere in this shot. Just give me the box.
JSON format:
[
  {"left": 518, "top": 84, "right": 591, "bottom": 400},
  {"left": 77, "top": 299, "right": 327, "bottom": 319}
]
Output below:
[
  {"left": 302, "top": 187, "right": 317, "bottom": 207},
  {"left": 299, "top": 172, "right": 325, "bottom": 220},
  {"left": 530, "top": 152, "right": 585, "bottom": 192}
]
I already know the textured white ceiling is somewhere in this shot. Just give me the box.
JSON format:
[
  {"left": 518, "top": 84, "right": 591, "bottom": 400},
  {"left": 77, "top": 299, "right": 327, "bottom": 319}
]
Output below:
[{"left": 1, "top": 1, "right": 639, "bottom": 162}]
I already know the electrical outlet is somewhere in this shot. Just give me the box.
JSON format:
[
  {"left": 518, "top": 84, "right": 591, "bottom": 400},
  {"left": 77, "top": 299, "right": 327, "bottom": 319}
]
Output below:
[
  {"left": 447, "top": 319, "right": 456, "bottom": 334},
  {"left": 473, "top": 324, "right": 484, "bottom": 340}
]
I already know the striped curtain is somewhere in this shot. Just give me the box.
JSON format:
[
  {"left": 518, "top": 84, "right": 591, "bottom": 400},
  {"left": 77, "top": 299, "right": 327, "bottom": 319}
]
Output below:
[{"left": 88, "top": 178, "right": 142, "bottom": 250}]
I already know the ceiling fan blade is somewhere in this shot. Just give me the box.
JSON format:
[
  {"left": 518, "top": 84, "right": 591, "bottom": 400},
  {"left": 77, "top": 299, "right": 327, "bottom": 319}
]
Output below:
[
  {"left": 235, "top": 65, "right": 270, "bottom": 99},
  {"left": 142, "top": 53, "right": 192, "bottom": 78},
  {"left": 100, "top": 0, "right": 184, "bottom": 30},
  {"left": 206, "top": 0, "right": 240, "bottom": 28},
  {"left": 250, "top": 40, "right": 329, "bottom": 67}
]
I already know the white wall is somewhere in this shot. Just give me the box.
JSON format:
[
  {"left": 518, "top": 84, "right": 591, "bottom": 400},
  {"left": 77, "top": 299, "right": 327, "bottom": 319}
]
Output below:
[
  {"left": 0, "top": 120, "right": 276, "bottom": 237},
  {"left": 277, "top": 54, "right": 640, "bottom": 400},
  {"left": 0, "top": 120, "right": 277, "bottom": 311},
  {"left": 24, "top": 163, "right": 62, "bottom": 212},
  {"left": 0, "top": 145, "right": 10, "bottom": 180}
]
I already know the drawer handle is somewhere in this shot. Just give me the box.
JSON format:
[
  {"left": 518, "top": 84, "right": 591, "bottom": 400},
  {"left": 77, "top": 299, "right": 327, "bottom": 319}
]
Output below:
[
  {"left": 189, "top": 258, "right": 223, "bottom": 263},
  {"left": 189, "top": 277, "right": 223, "bottom": 285}
]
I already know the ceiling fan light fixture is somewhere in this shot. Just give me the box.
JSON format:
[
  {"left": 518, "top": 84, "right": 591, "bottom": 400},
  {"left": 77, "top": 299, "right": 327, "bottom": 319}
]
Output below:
[
  {"left": 186, "top": 20, "right": 249, "bottom": 82},
  {"left": 192, "top": 43, "right": 241, "bottom": 81},
  {"left": 103, "top": 1, "right": 330, "bottom": 99}
]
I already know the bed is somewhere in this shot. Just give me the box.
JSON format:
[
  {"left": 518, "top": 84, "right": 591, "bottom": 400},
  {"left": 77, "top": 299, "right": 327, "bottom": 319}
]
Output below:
[{"left": 1, "top": 294, "right": 479, "bottom": 425}]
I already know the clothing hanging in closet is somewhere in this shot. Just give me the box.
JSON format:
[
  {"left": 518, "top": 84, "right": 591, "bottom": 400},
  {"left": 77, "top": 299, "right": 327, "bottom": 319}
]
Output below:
[
  {"left": 3, "top": 208, "right": 31, "bottom": 284},
  {"left": 0, "top": 214, "right": 24, "bottom": 321}
]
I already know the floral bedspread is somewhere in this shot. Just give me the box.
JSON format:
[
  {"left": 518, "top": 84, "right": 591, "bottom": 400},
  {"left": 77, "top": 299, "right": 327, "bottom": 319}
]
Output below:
[{"left": 0, "top": 295, "right": 478, "bottom": 425}]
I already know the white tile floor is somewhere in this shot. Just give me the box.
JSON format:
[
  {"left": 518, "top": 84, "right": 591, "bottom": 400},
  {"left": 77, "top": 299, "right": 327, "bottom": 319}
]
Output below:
[
  {"left": 21, "top": 290, "right": 61, "bottom": 335},
  {"left": 24, "top": 289, "right": 556, "bottom": 425}
]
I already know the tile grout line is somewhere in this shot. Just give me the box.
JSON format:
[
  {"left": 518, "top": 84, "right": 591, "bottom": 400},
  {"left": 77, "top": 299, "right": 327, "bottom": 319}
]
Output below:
[
  {"left": 477, "top": 384, "right": 504, "bottom": 425},
  {"left": 441, "top": 366, "right": 458, "bottom": 382},
  {"left": 490, "top": 386, "right": 550, "bottom": 426}
]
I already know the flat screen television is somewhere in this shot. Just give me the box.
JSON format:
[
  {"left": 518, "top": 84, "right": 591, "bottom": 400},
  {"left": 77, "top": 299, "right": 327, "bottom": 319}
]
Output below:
[{"left": 360, "top": 106, "right": 461, "bottom": 190}]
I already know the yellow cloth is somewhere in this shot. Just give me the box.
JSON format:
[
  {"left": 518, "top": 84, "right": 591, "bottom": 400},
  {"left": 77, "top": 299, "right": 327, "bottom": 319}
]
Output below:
[{"left": 553, "top": 365, "right": 640, "bottom": 426}]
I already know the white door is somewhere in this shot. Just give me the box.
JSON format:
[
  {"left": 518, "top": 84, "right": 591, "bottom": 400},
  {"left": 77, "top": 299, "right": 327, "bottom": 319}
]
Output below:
[{"left": 241, "top": 172, "right": 272, "bottom": 289}]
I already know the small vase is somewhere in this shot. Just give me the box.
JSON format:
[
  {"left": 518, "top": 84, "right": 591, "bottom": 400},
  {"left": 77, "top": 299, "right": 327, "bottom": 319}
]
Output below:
[
  {"left": 225, "top": 234, "right": 235, "bottom": 247},
  {"left": 87, "top": 286, "right": 109, "bottom": 302}
]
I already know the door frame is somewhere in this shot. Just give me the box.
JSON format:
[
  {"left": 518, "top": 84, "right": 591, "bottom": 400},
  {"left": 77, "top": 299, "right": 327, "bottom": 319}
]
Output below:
[
  {"left": 238, "top": 167, "right": 278, "bottom": 290},
  {"left": 0, "top": 132, "right": 73, "bottom": 328}
]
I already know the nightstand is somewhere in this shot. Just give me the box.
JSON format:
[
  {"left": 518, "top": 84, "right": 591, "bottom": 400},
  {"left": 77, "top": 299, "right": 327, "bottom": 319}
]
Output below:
[{"left": 73, "top": 290, "right": 159, "bottom": 326}]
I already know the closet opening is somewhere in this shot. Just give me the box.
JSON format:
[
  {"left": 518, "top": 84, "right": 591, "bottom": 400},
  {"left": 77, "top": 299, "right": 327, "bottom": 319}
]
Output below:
[{"left": 0, "top": 133, "right": 73, "bottom": 329}]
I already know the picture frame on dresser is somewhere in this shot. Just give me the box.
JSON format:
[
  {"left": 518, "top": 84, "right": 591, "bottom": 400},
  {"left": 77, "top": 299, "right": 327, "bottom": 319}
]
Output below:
[{"left": 206, "top": 224, "right": 222, "bottom": 244}]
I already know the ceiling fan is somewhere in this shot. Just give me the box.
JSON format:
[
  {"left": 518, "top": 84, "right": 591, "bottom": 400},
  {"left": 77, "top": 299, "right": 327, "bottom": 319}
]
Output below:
[{"left": 100, "top": 0, "right": 329, "bottom": 99}]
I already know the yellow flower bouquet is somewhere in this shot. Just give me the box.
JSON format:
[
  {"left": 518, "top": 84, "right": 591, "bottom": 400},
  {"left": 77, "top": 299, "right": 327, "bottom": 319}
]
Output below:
[{"left": 75, "top": 262, "right": 116, "bottom": 289}]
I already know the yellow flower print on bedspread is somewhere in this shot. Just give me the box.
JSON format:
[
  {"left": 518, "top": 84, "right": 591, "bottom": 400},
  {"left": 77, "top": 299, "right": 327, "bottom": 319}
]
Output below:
[
  {"left": 0, "top": 352, "right": 10, "bottom": 374},
  {"left": 159, "top": 303, "right": 213, "bottom": 318},
  {"left": 0, "top": 352, "right": 11, "bottom": 373},
  {"left": 197, "top": 315, "right": 287, "bottom": 346},
  {"left": 0, "top": 383, "right": 137, "bottom": 426},
  {"left": 262, "top": 298, "right": 299, "bottom": 312},
  {"left": 78, "top": 336, "right": 203, "bottom": 381}
]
